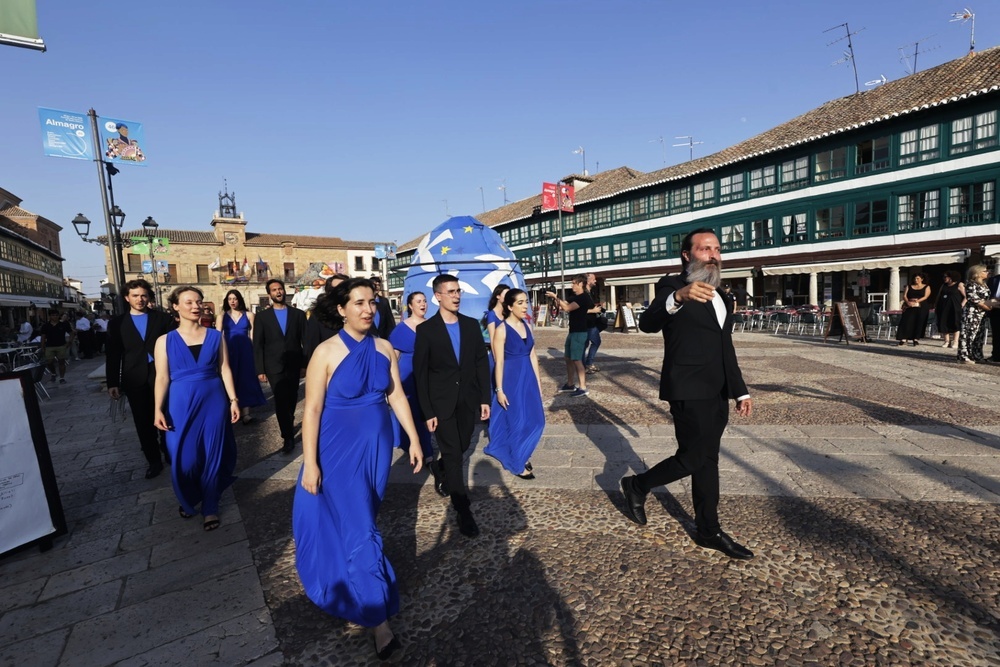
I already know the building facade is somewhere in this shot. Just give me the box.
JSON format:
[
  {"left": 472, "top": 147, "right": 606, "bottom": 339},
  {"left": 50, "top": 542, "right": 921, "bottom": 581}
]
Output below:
[
  {"left": 101, "top": 192, "right": 384, "bottom": 313},
  {"left": 391, "top": 47, "right": 1000, "bottom": 315},
  {"left": 0, "top": 187, "right": 67, "bottom": 331}
]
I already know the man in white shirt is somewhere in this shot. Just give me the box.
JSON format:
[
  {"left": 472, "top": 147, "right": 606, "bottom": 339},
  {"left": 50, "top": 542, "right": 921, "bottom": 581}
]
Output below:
[
  {"left": 93, "top": 312, "right": 110, "bottom": 354},
  {"left": 16, "top": 318, "right": 33, "bottom": 344},
  {"left": 75, "top": 312, "right": 94, "bottom": 359}
]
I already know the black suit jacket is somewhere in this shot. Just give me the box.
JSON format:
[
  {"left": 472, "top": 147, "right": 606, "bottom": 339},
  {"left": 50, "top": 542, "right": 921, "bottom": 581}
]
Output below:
[
  {"left": 413, "top": 312, "right": 491, "bottom": 422},
  {"left": 105, "top": 310, "right": 176, "bottom": 391},
  {"left": 253, "top": 306, "right": 307, "bottom": 378},
  {"left": 639, "top": 274, "right": 748, "bottom": 402},
  {"left": 986, "top": 276, "right": 1000, "bottom": 302},
  {"left": 372, "top": 296, "right": 397, "bottom": 339}
]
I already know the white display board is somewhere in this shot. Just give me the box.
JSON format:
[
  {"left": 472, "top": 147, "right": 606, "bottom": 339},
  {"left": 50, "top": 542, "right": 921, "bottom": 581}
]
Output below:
[{"left": 0, "top": 374, "right": 65, "bottom": 557}]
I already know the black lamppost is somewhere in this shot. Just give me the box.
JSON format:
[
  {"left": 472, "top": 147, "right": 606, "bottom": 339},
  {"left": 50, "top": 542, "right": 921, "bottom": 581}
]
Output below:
[
  {"left": 140, "top": 217, "right": 161, "bottom": 305},
  {"left": 73, "top": 208, "right": 128, "bottom": 315}
]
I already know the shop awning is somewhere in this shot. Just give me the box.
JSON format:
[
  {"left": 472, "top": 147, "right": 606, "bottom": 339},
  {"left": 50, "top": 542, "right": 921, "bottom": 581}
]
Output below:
[
  {"left": 761, "top": 250, "right": 969, "bottom": 276},
  {"left": 984, "top": 244, "right": 1000, "bottom": 257},
  {"left": 0, "top": 295, "right": 41, "bottom": 307}
]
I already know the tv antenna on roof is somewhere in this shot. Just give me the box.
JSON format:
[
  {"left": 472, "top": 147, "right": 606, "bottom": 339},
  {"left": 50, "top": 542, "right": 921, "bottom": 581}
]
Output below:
[
  {"left": 865, "top": 75, "right": 887, "bottom": 87},
  {"left": 825, "top": 22, "right": 865, "bottom": 94},
  {"left": 950, "top": 8, "right": 976, "bottom": 53},
  {"left": 650, "top": 136, "right": 667, "bottom": 166},
  {"left": 572, "top": 146, "right": 587, "bottom": 176},
  {"left": 673, "top": 136, "right": 703, "bottom": 162},
  {"left": 898, "top": 35, "right": 938, "bottom": 74},
  {"left": 498, "top": 179, "right": 509, "bottom": 206}
]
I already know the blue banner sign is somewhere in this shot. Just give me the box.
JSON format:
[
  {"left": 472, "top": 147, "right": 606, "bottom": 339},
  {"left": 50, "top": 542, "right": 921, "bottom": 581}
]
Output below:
[
  {"left": 100, "top": 116, "right": 147, "bottom": 166},
  {"left": 38, "top": 107, "right": 92, "bottom": 160}
]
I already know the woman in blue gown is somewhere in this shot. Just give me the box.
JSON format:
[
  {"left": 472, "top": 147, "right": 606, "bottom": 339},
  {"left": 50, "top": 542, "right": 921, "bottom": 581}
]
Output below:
[
  {"left": 481, "top": 284, "right": 510, "bottom": 382},
  {"left": 217, "top": 289, "right": 267, "bottom": 423},
  {"left": 484, "top": 289, "right": 545, "bottom": 478},
  {"left": 154, "top": 286, "right": 240, "bottom": 531},
  {"left": 293, "top": 278, "right": 424, "bottom": 660},
  {"left": 388, "top": 291, "right": 433, "bottom": 458}
]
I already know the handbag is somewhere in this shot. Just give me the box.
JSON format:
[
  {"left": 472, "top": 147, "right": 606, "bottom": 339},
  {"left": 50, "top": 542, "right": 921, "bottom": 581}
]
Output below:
[{"left": 595, "top": 313, "right": 608, "bottom": 331}]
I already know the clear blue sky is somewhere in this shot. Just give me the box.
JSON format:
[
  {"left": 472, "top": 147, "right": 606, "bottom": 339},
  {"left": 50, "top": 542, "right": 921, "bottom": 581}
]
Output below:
[{"left": 1, "top": 0, "right": 992, "bottom": 297}]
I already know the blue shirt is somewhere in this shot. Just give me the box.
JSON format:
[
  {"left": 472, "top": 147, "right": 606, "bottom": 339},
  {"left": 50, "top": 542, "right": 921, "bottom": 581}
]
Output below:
[
  {"left": 131, "top": 313, "right": 153, "bottom": 362},
  {"left": 445, "top": 320, "right": 461, "bottom": 362},
  {"left": 274, "top": 308, "right": 288, "bottom": 335}
]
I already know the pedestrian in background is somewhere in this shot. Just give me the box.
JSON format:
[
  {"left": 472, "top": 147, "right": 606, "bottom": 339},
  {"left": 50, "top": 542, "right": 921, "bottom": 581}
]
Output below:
[
  {"left": 958, "top": 265, "right": 992, "bottom": 365},
  {"left": 934, "top": 270, "right": 964, "bottom": 349},
  {"left": 546, "top": 274, "right": 594, "bottom": 397},
  {"left": 583, "top": 272, "right": 605, "bottom": 374},
  {"left": 896, "top": 273, "right": 932, "bottom": 346},
  {"left": 217, "top": 289, "right": 268, "bottom": 424}
]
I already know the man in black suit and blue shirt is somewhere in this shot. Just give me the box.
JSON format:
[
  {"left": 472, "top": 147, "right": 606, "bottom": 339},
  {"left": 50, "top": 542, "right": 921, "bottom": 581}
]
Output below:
[
  {"left": 106, "top": 279, "right": 176, "bottom": 479},
  {"left": 621, "top": 228, "right": 755, "bottom": 560},
  {"left": 414, "top": 274, "right": 491, "bottom": 537},
  {"left": 254, "top": 279, "right": 307, "bottom": 453}
]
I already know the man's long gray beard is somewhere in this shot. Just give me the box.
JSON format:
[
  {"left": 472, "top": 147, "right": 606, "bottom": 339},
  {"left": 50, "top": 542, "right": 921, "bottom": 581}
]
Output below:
[{"left": 686, "top": 259, "right": 722, "bottom": 288}]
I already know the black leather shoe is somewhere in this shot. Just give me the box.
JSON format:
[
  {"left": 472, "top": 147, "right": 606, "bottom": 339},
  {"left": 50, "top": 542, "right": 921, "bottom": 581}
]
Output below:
[
  {"left": 429, "top": 459, "right": 448, "bottom": 497},
  {"left": 144, "top": 464, "right": 163, "bottom": 480},
  {"left": 375, "top": 635, "right": 401, "bottom": 660},
  {"left": 620, "top": 475, "right": 647, "bottom": 525},
  {"left": 694, "top": 531, "right": 754, "bottom": 559},
  {"left": 281, "top": 437, "right": 295, "bottom": 454},
  {"left": 457, "top": 509, "right": 480, "bottom": 538}
]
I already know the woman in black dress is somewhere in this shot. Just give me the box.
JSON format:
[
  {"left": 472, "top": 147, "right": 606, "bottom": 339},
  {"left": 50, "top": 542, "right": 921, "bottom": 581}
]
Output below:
[
  {"left": 896, "top": 273, "right": 932, "bottom": 346},
  {"left": 934, "top": 270, "right": 965, "bottom": 348}
]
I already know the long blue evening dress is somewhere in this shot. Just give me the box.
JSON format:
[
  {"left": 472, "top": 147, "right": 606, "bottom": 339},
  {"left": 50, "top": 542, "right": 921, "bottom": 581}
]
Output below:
[
  {"left": 221, "top": 312, "right": 267, "bottom": 408},
  {"left": 387, "top": 323, "right": 433, "bottom": 458},
  {"left": 292, "top": 330, "right": 399, "bottom": 627},
  {"left": 485, "top": 310, "right": 502, "bottom": 382},
  {"left": 484, "top": 322, "right": 545, "bottom": 474},
  {"left": 164, "top": 328, "right": 237, "bottom": 517}
]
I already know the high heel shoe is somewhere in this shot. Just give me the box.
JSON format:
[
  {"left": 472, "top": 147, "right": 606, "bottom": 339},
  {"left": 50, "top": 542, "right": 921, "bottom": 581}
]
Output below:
[
  {"left": 524, "top": 461, "right": 533, "bottom": 472},
  {"left": 515, "top": 469, "right": 535, "bottom": 480}
]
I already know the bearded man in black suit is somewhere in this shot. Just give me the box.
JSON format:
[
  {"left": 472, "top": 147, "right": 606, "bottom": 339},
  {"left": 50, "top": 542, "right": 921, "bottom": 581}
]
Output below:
[
  {"left": 106, "top": 279, "right": 176, "bottom": 479},
  {"left": 621, "top": 228, "right": 755, "bottom": 560},
  {"left": 413, "top": 274, "right": 491, "bottom": 537},
  {"left": 253, "top": 279, "right": 307, "bottom": 453}
]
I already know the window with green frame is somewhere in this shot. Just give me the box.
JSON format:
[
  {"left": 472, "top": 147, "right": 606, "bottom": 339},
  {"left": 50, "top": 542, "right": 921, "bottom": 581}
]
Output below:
[
  {"left": 950, "top": 111, "right": 998, "bottom": 154},
  {"left": 577, "top": 247, "right": 593, "bottom": 264},
  {"left": 815, "top": 206, "right": 845, "bottom": 239},
  {"left": 749, "top": 166, "right": 776, "bottom": 195},
  {"left": 780, "top": 157, "right": 809, "bottom": 191},
  {"left": 634, "top": 192, "right": 667, "bottom": 220},
  {"left": 814, "top": 147, "right": 847, "bottom": 181},
  {"left": 670, "top": 186, "right": 691, "bottom": 213},
  {"left": 856, "top": 137, "right": 890, "bottom": 174},
  {"left": 948, "top": 181, "right": 995, "bottom": 225},
  {"left": 693, "top": 181, "right": 715, "bottom": 207},
  {"left": 898, "top": 190, "right": 940, "bottom": 231},
  {"left": 720, "top": 223, "right": 745, "bottom": 250},
  {"left": 593, "top": 206, "right": 611, "bottom": 229},
  {"left": 574, "top": 209, "right": 592, "bottom": 231},
  {"left": 781, "top": 212, "right": 808, "bottom": 244},
  {"left": 669, "top": 233, "right": 682, "bottom": 255},
  {"left": 613, "top": 242, "right": 628, "bottom": 261},
  {"left": 750, "top": 218, "right": 774, "bottom": 247},
  {"left": 899, "top": 125, "right": 939, "bottom": 165},
  {"left": 853, "top": 200, "right": 889, "bottom": 235},
  {"left": 612, "top": 201, "right": 630, "bottom": 222},
  {"left": 595, "top": 244, "right": 610, "bottom": 262},
  {"left": 719, "top": 173, "right": 745, "bottom": 203},
  {"left": 650, "top": 236, "right": 668, "bottom": 258},
  {"left": 630, "top": 239, "right": 648, "bottom": 260}
]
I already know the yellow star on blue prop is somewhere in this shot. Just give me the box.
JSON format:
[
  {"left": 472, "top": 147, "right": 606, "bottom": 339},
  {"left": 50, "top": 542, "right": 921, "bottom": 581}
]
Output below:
[
  {"left": 463, "top": 226, "right": 473, "bottom": 233},
  {"left": 440, "top": 246, "right": 451, "bottom": 255}
]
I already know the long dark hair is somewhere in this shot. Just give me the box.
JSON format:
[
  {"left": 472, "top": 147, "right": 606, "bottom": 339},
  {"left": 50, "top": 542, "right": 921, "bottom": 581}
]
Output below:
[
  {"left": 221, "top": 289, "right": 247, "bottom": 313},
  {"left": 482, "top": 283, "right": 511, "bottom": 328},
  {"left": 501, "top": 288, "right": 526, "bottom": 319},
  {"left": 314, "top": 278, "right": 374, "bottom": 332}
]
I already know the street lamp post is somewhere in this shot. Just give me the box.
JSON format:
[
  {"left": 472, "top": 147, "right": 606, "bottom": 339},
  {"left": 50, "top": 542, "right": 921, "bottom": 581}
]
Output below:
[
  {"left": 73, "top": 207, "right": 128, "bottom": 316},
  {"left": 140, "top": 217, "right": 160, "bottom": 306}
]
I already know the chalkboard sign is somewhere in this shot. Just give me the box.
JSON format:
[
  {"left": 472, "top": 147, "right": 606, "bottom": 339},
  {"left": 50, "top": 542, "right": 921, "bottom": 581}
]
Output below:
[
  {"left": 615, "top": 305, "right": 638, "bottom": 332},
  {"left": 824, "top": 301, "right": 868, "bottom": 344},
  {"left": 536, "top": 304, "right": 549, "bottom": 327},
  {"left": 0, "top": 372, "right": 67, "bottom": 558}
]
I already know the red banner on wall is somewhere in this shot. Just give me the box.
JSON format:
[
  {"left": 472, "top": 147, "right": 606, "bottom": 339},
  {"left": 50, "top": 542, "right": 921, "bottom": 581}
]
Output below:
[{"left": 542, "top": 182, "right": 574, "bottom": 212}]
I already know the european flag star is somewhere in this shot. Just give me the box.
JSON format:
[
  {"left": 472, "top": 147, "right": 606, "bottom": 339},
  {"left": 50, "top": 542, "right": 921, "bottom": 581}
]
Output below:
[
  {"left": 440, "top": 246, "right": 451, "bottom": 255},
  {"left": 463, "top": 226, "right": 473, "bottom": 233}
]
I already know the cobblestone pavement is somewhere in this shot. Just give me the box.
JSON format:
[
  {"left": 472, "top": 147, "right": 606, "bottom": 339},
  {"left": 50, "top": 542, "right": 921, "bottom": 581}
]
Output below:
[{"left": 2, "top": 328, "right": 999, "bottom": 665}]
